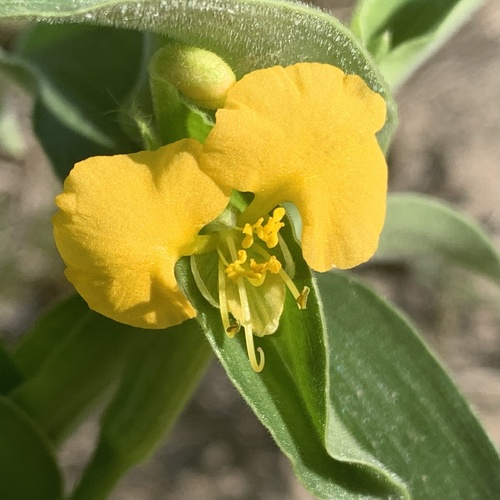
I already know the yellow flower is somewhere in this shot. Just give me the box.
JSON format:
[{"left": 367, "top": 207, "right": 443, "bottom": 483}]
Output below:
[
  {"left": 53, "top": 139, "right": 230, "bottom": 329},
  {"left": 52, "top": 62, "right": 388, "bottom": 372},
  {"left": 201, "top": 62, "right": 387, "bottom": 272}
]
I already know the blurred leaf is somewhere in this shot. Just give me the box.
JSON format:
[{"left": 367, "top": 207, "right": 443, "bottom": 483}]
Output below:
[
  {"left": 0, "top": 0, "right": 397, "bottom": 151},
  {"left": 0, "top": 395, "right": 63, "bottom": 500},
  {"left": 376, "top": 193, "right": 500, "bottom": 283},
  {"left": 71, "top": 320, "right": 212, "bottom": 500},
  {"left": 350, "top": 0, "right": 484, "bottom": 88},
  {"left": 0, "top": 74, "right": 26, "bottom": 158},
  {"left": 177, "top": 222, "right": 408, "bottom": 499},
  {"left": 316, "top": 270, "right": 500, "bottom": 499},
  {"left": 0, "top": 340, "right": 23, "bottom": 394},
  {"left": 10, "top": 296, "right": 138, "bottom": 443},
  {"left": 0, "top": 24, "right": 144, "bottom": 179},
  {"left": 14, "top": 294, "right": 89, "bottom": 378}
]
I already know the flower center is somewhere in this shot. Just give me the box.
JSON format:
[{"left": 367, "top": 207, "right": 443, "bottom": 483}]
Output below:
[{"left": 215, "top": 207, "right": 310, "bottom": 372}]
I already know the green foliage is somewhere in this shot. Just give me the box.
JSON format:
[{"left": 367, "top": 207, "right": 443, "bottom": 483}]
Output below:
[
  {"left": 316, "top": 271, "right": 500, "bottom": 499},
  {"left": 14, "top": 294, "right": 89, "bottom": 377},
  {"left": 179, "top": 218, "right": 500, "bottom": 498},
  {"left": 0, "top": 0, "right": 397, "bottom": 152},
  {"left": 0, "top": 1, "right": 498, "bottom": 499},
  {"left": 351, "top": 0, "right": 485, "bottom": 88},
  {"left": 377, "top": 194, "right": 500, "bottom": 283},
  {"left": 0, "top": 340, "right": 23, "bottom": 393},
  {"left": 10, "top": 296, "right": 137, "bottom": 443},
  {"left": 72, "top": 321, "right": 212, "bottom": 500},
  {"left": 178, "top": 221, "right": 410, "bottom": 499},
  {"left": 0, "top": 396, "right": 63, "bottom": 500},
  {"left": 0, "top": 24, "right": 144, "bottom": 179},
  {"left": 6, "top": 296, "right": 213, "bottom": 498}
]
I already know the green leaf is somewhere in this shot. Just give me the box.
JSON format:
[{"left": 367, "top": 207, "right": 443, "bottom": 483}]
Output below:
[
  {"left": 0, "top": 23, "right": 144, "bottom": 179},
  {"left": 14, "top": 294, "right": 89, "bottom": 378},
  {"left": 71, "top": 320, "right": 212, "bottom": 500},
  {"left": 0, "top": 340, "right": 23, "bottom": 394},
  {"left": 376, "top": 193, "right": 500, "bottom": 283},
  {"left": 0, "top": 395, "right": 63, "bottom": 500},
  {"left": 12, "top": 297, "right": 212, "bottom": 499},
  {"left": 316, "top": 271, "right": 500, "bottom": 499},
  {"left": 0, "top": 74, "right": 26, "bottom": 158},
  {"left": 350, "top": 0, "right": 484, "bottom": 88},
  {"left": 177, "top": 221, "right": 408, "bottom": 499},
  {"left": 10, "top": 296, "right": 137, "bottom": 443},
  {"left": 0, "top": 0, "right": 397, "bottom": 151}
]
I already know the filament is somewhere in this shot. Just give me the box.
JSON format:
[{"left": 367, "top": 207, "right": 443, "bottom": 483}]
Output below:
[{"left": 226, "top": 236, "right": 265, "bottom": 372}]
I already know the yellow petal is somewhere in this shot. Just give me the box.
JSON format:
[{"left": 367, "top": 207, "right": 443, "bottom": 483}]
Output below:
[
  {"left": 53, "top": 139, "right": 230, "bottom": 329},
  {"left": 201, "top": 63, "right": 387, "bottom": 271}
]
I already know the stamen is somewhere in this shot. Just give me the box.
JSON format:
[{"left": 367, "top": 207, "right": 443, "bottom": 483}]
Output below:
[
  {"left": 277, "top": 233, "right": 295, "bottom": 277},
  {"left": 240, "top": 208, "right": 286, "bottom": 250},
  {"left": 224, "top": 249, "right": 250, "bottom": 281},
  {"left": 226, "top": 322, "right": 241, "bottom": 336},
  {"left": 218, "top": 259, "right": 235, "bottom": 337},
  {"left": 224, "top": 248, "right": 272, "bottom": 284},
  {"left": 255, "top": 207, "right": 286, "bottom": 248},
  {"left": 216, "top": 247, "right": 230, "bottom": 267},
  {"left": 252, "top": 244, "right": 308, "bottom": 309},
  {"left": 226, "top": 236, "right": 265, "bottom": 372},
  {"left": 296, "top": 286, "right": 310, "bottom": 310},
  {"left": 278, "top": 269, "right": 310, "bottom": 310},
  {"left": 249, "top": 256, "right": 281, "bottom": 275},
  {"left": 241, "top": 223, "right": 254, "bottom": 249},
  {"left": 246, "top": 272, "right": 266, "bottom": 287},
  {"left": 244, "top": 323, "right": 265, "bottom": 373}
]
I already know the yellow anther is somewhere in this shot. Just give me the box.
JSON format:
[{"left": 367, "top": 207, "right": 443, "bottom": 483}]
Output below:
[
  {"left": 245, "top": 256, "right": 281, "bottom": 286},
  {"left": 241, "top": 223, "right": 254, "bottom": 249},
  {"left": 265, "top": 255, "right": 282, "bottom": 274},
  {"left": 224, "top": 249, "right": 286, "bottom": 286},
  {"left": 255, "top": 207, "right": 285, "bottom": 248},
  {"left": 224, "top": 254, "right": 246, "bottom": 281},
  {"left": 249, "top": 259, "right": 264, "bottom": 274},
  {"left": 241, "top": 218, "right": 263, "bottom": 247},
  {"left": 249, "top": 256, "right": 282, "bottom": 275},
  {"left": 273, "top": 207, "right": 286, "bottom": 220},
  {"left": 240, "top": 208, "right": 286, "bottom": 250},
  {"left": 236, "top": 249, "right": 247, "bottom": 263},
  {"left": 225, "top": 249, "right": 264, "bottom": 283}
]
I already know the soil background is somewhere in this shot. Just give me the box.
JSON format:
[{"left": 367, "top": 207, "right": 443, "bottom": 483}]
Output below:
[{"left": 0, "top": 1, "right": 499, "bottom": 499}]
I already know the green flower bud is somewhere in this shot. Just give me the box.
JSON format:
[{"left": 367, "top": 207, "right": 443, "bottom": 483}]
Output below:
[{"left": 149, "top": 44, "right": 236, "bottom": 109}]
